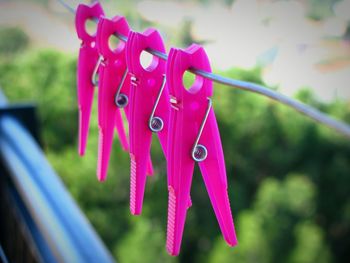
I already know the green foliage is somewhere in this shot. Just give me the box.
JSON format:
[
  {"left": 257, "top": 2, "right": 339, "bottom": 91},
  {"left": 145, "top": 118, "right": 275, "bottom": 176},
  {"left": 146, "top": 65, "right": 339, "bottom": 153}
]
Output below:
[
  {"left": 116, "top": 218, "right": 177, "bottom": 263},
  {"left": 0, "top": 50, "right": 77, "bottom": 152},
  {"left": 289, "top": 221, "right": 332, "bottom": 263},
  {"left": 1, "top": 49, "right": 349, "bottom": 263},
  {"left": 0, "top": 27, "right": 30, "bottom": 57},
  {"left": 209, "top": 175, "right": 332, "bottom": 263},
  {"left": 306, "top": 0, "right": 342, "bottom": 20}
]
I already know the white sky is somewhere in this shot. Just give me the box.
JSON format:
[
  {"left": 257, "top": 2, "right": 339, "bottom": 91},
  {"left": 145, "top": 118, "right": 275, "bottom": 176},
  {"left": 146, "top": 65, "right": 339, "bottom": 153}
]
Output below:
[{"left": 0, "top": 0, "right": 349, "bottom": 102}]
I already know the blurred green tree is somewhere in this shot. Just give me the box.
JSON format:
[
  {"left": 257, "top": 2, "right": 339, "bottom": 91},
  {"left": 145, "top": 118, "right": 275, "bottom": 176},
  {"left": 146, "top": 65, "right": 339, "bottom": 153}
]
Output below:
[
  {"left": 0, "top": 48, "right": 349, "bottom": 263},
  {"left": 209, "top": 175, "right": 332, "bottom": 263},
  {"left": 116, "top": 218, "right": 177, "bottom": 263},
  {"left": 0, "top": 27, "right": 29, "bottom": 57}
]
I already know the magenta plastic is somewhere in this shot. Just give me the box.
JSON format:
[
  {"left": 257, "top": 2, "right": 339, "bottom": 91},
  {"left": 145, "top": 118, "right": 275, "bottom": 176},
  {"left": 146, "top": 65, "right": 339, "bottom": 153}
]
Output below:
[
  {"left": 95, "top": 16, "right": 154, "bottom": 182},
  {"left": 95, "top": 16, "right": 130, "bottom": 181},
  {"left": 125, "top": 29, "right": 170, "bottom": 215},
  {"left": 165, "top": 44, "right": 238, "bottom": 256},
  {"left": 75, "top": 2, "right": 104, "bottom": 156}
]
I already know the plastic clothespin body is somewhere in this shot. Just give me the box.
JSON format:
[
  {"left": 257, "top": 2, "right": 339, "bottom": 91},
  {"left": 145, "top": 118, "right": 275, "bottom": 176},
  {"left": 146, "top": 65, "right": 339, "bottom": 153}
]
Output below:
[
  {"left": 75, "top": 2, "right": 104, "bottom": 156},
  {"left": 126, "top": 29, "right": 170, "bottom": 215},
  {"left": 96, "top": 16, "right": 130, "bottom": 181},
  {"left": 166, "top": 44, "right": 237, "bottom": 256}
]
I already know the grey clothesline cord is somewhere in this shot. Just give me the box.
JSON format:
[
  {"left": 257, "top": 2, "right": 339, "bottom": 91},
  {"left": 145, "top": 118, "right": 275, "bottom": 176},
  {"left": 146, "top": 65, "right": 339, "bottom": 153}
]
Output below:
[
  {"left": 59, "top": 0, "right": 350, "bottom": 138},
  {"left": 57, "top": 0, "right": 76, "bottom": 13}
]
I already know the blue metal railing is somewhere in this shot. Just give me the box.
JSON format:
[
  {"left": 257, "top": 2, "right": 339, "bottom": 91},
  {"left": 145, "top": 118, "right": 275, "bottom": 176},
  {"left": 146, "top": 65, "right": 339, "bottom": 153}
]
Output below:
[
  {"left": 0, "top": 244, "right": 9, "bottom": 263},
  {"left": 0, "top": 90, "right": 115, "bottom": 263}
]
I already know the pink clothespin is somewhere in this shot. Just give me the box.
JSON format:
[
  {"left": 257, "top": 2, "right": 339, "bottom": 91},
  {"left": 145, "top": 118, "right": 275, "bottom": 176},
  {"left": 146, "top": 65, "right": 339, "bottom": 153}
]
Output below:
[
  {"left": 166, "top": 44, "right": 238, "bottom": 256},
  {"left": 75, "top": 2, "right": 104, "bottom": 156},
  {"left": 95, "top": 16, "right": 130, "bottom": 181},
  {"left": 126, "top": 29, "right": 170, "bottom": 215}
]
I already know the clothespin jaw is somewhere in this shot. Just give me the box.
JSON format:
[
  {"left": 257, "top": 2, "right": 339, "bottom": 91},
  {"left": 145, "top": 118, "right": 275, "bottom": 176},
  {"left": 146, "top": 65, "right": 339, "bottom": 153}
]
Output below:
[
  {"left": 75, "top": 2, "right": 104, "bottom": 156},
  {"left": 126, "top": 29, "right": 170, "bottom": 215},
  {"left": 166, "top": 44, "right": 237, "bottom": 256},
  {"left": 95, "top": 16, "right": 130, "bottom": 182}
]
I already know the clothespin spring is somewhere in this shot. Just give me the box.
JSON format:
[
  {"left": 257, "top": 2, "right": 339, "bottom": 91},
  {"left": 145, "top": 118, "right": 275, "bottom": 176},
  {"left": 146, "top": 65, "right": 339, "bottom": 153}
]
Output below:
[
  {"left": 114, "top": 69, "right": 129, "bottom": 108},
  {"left": 92, "top": 55, "right": 104, "bottom": 86},
  {"left": 191, "top": 98, "right": 212, "bottom": 162},
  {"left": 148, "top": 75, "right": 166, "bottom": 133}
]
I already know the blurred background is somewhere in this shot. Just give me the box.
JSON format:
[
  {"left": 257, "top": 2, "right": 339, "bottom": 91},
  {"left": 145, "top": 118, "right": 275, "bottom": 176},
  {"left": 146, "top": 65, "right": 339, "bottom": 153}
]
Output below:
[{"left": 0, "top": 0, "right": 349, "bottom": 262}]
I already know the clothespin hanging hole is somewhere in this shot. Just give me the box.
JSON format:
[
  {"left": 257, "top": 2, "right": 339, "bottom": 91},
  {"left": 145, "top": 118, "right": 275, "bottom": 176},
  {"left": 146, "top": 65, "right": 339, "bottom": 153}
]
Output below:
[
  {"left": 183, "top": 70, "right": 196, "bottom": 91},
  {"left": 108, "top": 35, "right": 120, "bottom": 52},
  {"left": 140, "top": 50, "right": 158, "bottom": 71},
  {"left": 85, "top": 19, "right": 98, "bottom": 37}
]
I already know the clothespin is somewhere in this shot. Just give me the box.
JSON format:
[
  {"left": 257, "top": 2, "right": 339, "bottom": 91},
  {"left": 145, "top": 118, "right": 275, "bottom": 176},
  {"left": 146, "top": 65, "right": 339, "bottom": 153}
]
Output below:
[
  {"left": 75, "top": 2, "right": 104, "bottom": 156},
  {"left": 96, "top": 17, "right": 154, "bottom": 181},
  {"left": 165, "top": 44, "right": 238, "bottom": 256},
  {"left": 125, "top": 29, "right": 170, "bottom": 215},
  {"left": 95, "top": 16, "right": 130, "bottom": 181}
]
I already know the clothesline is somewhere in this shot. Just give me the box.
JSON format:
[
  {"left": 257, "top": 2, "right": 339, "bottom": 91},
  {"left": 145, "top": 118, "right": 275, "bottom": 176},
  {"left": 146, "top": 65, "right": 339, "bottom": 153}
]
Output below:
[{"left": 57, "top": 0, "right": 350, "bottom": 138}]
